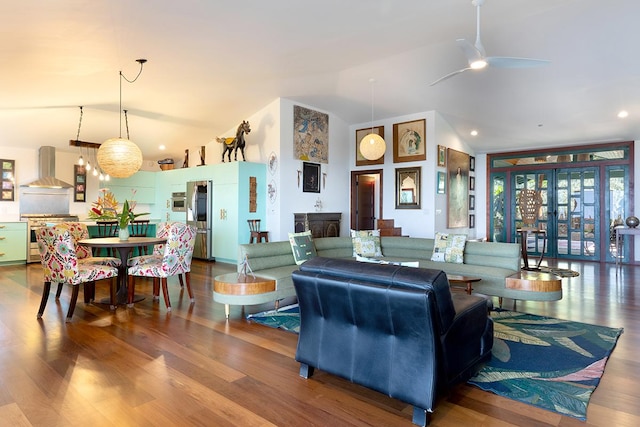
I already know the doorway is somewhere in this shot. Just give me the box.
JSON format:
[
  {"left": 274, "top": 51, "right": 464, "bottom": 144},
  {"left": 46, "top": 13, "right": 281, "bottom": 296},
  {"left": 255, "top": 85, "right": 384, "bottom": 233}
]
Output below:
[{"left": 350, "top": 170, "right": 383, "bottom": 230}]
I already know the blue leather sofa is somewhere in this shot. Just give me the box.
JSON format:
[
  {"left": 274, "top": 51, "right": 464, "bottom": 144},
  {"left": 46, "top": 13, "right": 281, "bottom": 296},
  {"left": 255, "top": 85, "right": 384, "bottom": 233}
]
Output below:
[{"left": 292, "top": 257, "right": 493, "bottom": 426}]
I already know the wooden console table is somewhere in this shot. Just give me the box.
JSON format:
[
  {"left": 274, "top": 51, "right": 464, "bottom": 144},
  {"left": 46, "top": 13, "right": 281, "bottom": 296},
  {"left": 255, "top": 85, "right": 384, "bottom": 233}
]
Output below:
[
  {"left": 294, "top": 212, "right": 341, "bottom": 238},
  {"left": 614, "top": 227, "right": 640, "bottom": 267}
]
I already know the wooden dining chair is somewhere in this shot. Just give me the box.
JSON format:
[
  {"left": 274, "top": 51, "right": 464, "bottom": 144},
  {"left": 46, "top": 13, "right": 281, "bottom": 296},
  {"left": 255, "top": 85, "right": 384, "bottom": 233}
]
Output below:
[
  {"left": 130, "top": 219, "right": 151, "bottom": 255},
  {"left": 127, "top": 223, "right": 197, "bottom": 311},
  {"left": 95, "top": 220, "right": 119, "bottom": 257},
  {"left": 248, "top": 219, "right": 269, "bottom": 243},
  {"left": 35, "top": 227, "right": 118, "bottom": 321}
]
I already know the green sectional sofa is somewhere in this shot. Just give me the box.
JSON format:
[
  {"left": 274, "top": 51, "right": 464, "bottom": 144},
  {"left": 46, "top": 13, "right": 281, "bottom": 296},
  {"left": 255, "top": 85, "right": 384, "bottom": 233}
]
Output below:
[{"left": 212, "top": 236, "right": 562, "bottom": 314}]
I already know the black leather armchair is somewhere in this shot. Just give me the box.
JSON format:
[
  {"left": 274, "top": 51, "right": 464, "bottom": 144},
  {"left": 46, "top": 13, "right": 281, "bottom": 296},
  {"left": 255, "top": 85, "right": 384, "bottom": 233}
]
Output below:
[{"left": 292, "top": 257, "right": 493, "bottom": 426}]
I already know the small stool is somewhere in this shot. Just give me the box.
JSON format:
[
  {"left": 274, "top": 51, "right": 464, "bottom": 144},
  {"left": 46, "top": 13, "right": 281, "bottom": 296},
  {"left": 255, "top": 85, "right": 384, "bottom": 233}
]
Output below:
[{"left": 248, "top": 219, "right": 269, "bottom": 243}]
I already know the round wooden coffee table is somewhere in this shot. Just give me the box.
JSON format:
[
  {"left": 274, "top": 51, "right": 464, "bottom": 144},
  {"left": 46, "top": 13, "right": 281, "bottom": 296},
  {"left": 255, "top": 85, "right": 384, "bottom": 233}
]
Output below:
[{"left": 214, "top": 273, "right": 276, "bottom": 319}]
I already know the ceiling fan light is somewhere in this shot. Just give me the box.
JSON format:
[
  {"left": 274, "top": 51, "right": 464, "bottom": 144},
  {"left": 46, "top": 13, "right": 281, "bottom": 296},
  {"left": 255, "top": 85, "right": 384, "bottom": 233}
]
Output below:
[
  {"left": 97, "top": 137, "right": 143, "bottom": 178},
  {"left": 359, "top": 133, "right": 386, "bottom": 160},
  {"left": 470, "top": 59, "right": 487, "bottom": 70}
]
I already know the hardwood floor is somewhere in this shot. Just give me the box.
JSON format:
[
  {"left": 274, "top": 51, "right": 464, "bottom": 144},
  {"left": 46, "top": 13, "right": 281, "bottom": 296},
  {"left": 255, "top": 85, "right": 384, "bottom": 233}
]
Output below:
[{"left": 0, "top": 259, "right": 638, "bottom": 426}]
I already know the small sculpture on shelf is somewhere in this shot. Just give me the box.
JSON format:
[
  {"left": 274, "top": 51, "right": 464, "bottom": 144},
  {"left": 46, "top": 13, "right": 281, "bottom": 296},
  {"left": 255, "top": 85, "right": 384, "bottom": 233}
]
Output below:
[
  {"left": 217, "top": 120, "right": 251, "bottom": 162},
  {"left": 625, "top": 216, "right": 639, "bottom": 228}
]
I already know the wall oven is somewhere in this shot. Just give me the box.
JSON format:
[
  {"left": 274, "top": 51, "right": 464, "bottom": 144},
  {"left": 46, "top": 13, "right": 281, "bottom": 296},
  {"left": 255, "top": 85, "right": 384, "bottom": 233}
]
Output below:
[
  {"left": 21, "top": 214, "right": 79, "bottom": 263},
  {"left": 171, "top": 191, "right": 186, "bottom": 212}
]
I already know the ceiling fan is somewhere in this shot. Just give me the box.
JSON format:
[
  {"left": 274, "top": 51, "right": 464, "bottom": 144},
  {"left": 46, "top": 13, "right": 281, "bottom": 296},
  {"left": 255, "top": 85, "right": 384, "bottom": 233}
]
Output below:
[{"left": 430, "top": 0, "right": 550, "bottom": 86}]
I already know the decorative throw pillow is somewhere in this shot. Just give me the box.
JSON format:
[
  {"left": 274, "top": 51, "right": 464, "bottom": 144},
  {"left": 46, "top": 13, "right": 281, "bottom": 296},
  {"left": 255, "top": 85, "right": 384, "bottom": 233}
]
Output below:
[
  {"left": 351, "top": 229, "right": 383, "bottom": 257},
  {"left": 289, "top": 231, "right": 317, "bottom": 265},
  {"left": 431, "top": 232, "right": 467, "bottom": 263}
]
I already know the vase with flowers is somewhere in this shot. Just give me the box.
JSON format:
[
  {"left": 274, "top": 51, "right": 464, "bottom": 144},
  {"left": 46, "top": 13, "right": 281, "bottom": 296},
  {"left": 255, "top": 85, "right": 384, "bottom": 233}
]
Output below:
[{"left": 116, "top": 199, "right": 149, "bottom": 240}]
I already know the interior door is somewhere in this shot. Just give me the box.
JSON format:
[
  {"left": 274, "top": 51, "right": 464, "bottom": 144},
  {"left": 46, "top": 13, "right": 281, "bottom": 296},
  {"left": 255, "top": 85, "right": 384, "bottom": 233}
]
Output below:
[{"left": 357, "top": 175, "right": 376, "bottom": 230}]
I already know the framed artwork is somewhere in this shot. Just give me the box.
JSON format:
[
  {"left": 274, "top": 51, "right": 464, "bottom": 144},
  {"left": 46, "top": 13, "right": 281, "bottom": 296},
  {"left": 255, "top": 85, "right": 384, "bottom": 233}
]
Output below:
[
  {"left": 395, "top": 166, "right": 421, "bottom": 209},
  {"left": 469, "top": 214, "right": 475, "bottom": 228},
  {"left": 470, "top": 156, "right": 476, "bottom": 172},
  {"left": 302, "top": 162, "right": 321, "bottom": 193},
  {"left": 469, "top": 194, "right": 475, "bottom": 211},
  {"left": 294, "top": 105, "right": 329, "bottom": 164},
  {"left": 268, "top": 180, "right": 277, "bottom": 203},
  {"left": 393, "top": 119, "right": 426, "bottom": 163},
  {"left": 437, "top": 171, "right": 446, "bottom": 194},
  {"left": 447, "top": 148, "right": 470, "bottom": 228},
  {"left": 355, "top": 126, "right": 385, "bottom": 166},
  {"left": 469, "top": 175, "right": 475, "bottom": 191},
  {"left": 74, "top": 164, "right": 86, "bottom": 202},
  {"left": 437, "top": 145, "right": 446, "bottom": 167},
  {"left": 1, "top": 159, "right": 15, "bottom": 201}
]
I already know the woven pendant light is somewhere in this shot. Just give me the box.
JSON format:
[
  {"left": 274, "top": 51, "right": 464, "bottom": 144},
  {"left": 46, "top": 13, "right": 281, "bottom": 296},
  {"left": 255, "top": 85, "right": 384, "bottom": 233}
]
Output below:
[
  {"left": 97, "top": 59, "right": 147, "bottom": 178},
  {"left": 97, "top": 137, "right": 143, "bottom": 178}
]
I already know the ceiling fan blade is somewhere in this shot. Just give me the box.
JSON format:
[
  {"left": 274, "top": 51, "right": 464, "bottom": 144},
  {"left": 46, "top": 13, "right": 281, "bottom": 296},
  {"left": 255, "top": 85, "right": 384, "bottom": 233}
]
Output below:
[
  {"left": 456, "top": 38, "right": 483, "bottom": 64},
  {"left": 486, "top": 56, "right": 551, "bottom": 68},
  {"left": 429, "top": 67, "right": 472, "bottom": 86}
]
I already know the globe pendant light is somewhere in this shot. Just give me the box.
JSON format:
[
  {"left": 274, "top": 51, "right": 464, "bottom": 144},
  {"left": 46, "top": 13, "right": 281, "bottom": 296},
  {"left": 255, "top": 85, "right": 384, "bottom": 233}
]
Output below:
[
  {"left": 97, "top": 59, "right": 146, "bottom": 178},
  {"left": 359, "top": 78, "right": 386, "bottom": 161}
]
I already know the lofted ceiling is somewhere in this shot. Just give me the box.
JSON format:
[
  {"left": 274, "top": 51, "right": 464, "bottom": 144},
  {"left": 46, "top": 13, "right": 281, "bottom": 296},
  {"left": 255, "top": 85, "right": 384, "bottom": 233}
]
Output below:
[{"left": 1, "top": 0, "right": 640, "bottom": 163}]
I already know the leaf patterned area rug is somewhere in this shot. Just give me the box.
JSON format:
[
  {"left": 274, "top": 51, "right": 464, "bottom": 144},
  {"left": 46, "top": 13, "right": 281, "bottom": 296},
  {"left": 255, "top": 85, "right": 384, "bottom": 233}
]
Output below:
[
  {"left": 246, "top": 304, "right": 300, "bottom": 333},
  {"left": 246, "top": 306, "right": 622, "bottom": 420},
  {"left": 469, "top": 310, "right": 623, "bottom": 420}
]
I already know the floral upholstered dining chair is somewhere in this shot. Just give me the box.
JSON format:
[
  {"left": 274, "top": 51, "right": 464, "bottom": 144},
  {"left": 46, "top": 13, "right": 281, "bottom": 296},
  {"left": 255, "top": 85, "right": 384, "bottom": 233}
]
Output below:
[
  {"left": 127, "top": 222, "right": 196, "bottom": 311},
  {"left": 55, "top": 222, "right": 121, "bottom": 302},
  {"left": 36, "top": 227, "right": 119, "bottom": 322},
  {"left": 128, "top": 222, "right": 186, "bottom": 287}
]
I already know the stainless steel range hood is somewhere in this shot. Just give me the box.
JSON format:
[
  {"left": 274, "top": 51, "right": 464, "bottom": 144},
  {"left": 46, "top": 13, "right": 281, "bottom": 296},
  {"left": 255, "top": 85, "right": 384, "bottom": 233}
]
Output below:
[{"left": 22, "top": 146, "right": 74, "bottom": 188}]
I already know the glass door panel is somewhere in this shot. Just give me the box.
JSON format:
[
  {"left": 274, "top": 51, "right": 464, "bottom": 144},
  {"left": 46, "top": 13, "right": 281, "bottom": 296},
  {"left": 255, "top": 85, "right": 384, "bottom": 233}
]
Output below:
[{"left": 606, "top": 166, "right": 628, "bottom": 262}]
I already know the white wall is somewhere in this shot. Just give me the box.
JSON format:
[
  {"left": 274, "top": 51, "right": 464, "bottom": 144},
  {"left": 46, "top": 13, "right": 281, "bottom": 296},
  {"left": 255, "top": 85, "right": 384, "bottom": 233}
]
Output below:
[{"left": 349, "top": 110, "right": 476, "bottom": 239}]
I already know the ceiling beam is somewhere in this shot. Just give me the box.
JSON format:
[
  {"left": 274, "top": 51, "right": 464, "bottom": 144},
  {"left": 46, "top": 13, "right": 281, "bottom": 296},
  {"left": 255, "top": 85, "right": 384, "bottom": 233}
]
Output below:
[{"left": 69, "top": 140, "right": 101, "bottom": 149}]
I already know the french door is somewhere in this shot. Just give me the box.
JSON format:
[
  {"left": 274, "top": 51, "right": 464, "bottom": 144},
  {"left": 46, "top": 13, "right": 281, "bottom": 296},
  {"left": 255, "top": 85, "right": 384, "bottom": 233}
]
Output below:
[{"left": 511, "top": 168, "right": 599, "bottom": 261}]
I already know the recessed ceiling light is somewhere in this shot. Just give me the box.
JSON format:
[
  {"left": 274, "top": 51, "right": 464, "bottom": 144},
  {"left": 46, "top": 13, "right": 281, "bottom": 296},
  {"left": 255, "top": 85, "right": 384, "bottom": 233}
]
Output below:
[
  {"left": 470, "top": 130, "right": 478, "bottom": 136},
  {"left": 159, "top": 145, "right": 166, "bottom": 150},
  {"left": 618, "top": 110, "right": 629, "bottom": 118}
]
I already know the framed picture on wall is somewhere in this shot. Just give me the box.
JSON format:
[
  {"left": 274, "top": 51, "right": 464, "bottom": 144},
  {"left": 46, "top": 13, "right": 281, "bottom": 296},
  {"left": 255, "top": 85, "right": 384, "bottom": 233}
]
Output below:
[
  {"left": 470, "top": 156, "right": 476, "bottom": 172},
  {"left": 302, "top": 162, "right": 321, "bottom": 193},
  {"left": 446, "top": 148, "right": 470, "bottom": 228},
  {"left": 0, "top": 159, "right": 15, "bottom": 201},
  {"left": 395, "top": 166, "right": 421, "bottom": 209},
  {"left": 437, "top": 145, "right": 446, "bottom": 167},
  {"left": 469, "top": 214, "right": 475, "bottom": 228},
  {"left": 355, "top": 126, "right": 385, "bottom": 166},
  {"left": 469, "top": 194, "right": 475, "bottom": 211},
  {"left": 393, "top": 119, "right": 426, "bottom": 163},
  {"left": 437, "top": 171, "right": 446, "bottom": 194},
  {"left": 74, "top": 164, "right": 86, "bottom": 202},
  {"left": 469, "top": 175, "right": 475, "bottom": 191}
]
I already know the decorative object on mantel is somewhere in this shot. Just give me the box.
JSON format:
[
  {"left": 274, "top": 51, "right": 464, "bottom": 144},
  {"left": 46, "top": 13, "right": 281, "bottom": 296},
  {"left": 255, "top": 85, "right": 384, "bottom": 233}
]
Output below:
[
  {"left": 359, "top": 78, "right": 386, "bottom": 161},
  {"left": 157, "top": 158, "right": 174, "bottom": 171},
  {"left": 217, "top": 120, "right": 251, "bottom": 162},
  {"left": 625, "top": 216, "right": 639, "bottom": 228},
  {"left": 183, "top": 149, "right": 189, "bottom": 168},
  {"left": 97, "top": 59, "right": 147, "bottom": 179},
  {"left": 199, "top": 145, "right": 206, "bottom": 165}
]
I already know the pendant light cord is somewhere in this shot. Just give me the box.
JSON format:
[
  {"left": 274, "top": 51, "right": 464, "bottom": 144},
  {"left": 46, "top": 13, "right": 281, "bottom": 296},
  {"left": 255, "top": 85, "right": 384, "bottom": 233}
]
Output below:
[
  {"left": 370, "top": 78, "right": 375, "bottom": 133},
  {"left": 118, "top": 59, "right": 146, "bottom": 138}
]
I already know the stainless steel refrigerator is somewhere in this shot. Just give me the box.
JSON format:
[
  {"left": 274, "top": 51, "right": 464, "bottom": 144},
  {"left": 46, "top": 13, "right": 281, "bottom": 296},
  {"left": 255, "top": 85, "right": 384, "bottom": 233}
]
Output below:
[{"left": 186, "top": 180, "right": 213, "bottom": 260}]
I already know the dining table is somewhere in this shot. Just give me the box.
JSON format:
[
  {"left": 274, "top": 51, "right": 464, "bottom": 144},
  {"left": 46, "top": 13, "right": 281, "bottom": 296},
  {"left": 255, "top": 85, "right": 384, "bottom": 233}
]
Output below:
[{"left": 78, "top": 236, "right": 167, "bottom": 306}]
